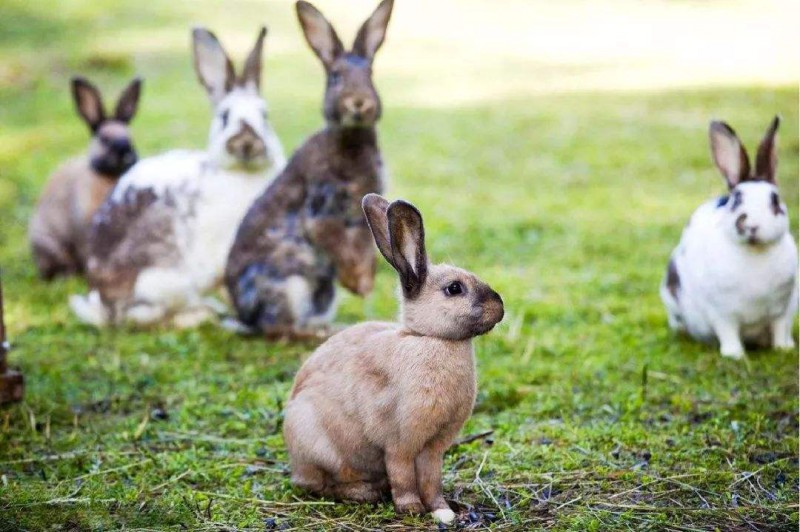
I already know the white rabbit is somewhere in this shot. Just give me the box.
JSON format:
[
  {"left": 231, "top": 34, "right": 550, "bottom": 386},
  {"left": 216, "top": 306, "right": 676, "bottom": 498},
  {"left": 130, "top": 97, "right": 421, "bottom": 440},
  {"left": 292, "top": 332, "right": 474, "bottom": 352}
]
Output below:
[
  {"left": 661, "top": 117, "right": 797, "bottom": 359},
  {"left": 284, "top": 194, "right": 504, "bottom": 523},
  {"left": 70, "top": 26, "right": 285, "bottom": 328}
]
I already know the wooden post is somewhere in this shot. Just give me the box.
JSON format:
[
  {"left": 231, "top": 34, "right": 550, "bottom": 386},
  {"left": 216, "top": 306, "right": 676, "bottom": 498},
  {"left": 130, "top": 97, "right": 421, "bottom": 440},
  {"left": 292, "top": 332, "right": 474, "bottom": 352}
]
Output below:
[{"left": 0, "top": 274, "right": 24, "bottom": 404}]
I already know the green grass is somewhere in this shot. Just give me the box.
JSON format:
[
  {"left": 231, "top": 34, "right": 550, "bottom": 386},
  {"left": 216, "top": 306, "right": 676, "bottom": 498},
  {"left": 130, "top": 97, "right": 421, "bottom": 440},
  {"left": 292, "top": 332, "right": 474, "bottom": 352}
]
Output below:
[{"left": 1, "top": 0, "right": 798, "bottom": 530}]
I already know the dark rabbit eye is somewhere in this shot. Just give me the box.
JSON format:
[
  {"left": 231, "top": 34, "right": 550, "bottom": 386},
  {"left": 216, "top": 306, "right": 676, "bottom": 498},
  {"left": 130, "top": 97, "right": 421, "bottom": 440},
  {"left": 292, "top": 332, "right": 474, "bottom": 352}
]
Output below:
[
  {"left": 772, "top": 192, "right": 785, "bottom": 215},
  {"left": 731, "top": 190, "right": 743, "bottom": 210},
  {"left": 444, "top": 281, "right": 464, "bottom": 296},
  {"left": 220, "top": 110, "right": 230, "bottom": 128},
  {"left": 328, "top": 70, "right": 342, "bottom": 86}
]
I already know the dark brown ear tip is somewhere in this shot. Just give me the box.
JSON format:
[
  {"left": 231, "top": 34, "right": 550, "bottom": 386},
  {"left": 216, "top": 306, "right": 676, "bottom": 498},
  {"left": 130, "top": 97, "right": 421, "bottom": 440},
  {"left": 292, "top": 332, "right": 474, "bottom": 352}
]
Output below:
[
  {"left": 388, "top": 200, "right": 423, "bottom": 224},
  {"left": 709, "top": 120, "right": 736, "bottom": 137},
  {"left": 361, "top": 193, "right": 383, "bottom": 208},
  {"left": 257, "top": 26, "right": 268, "bottom": 39},
  {"left": 769, "top": 115, "right": 781, "bottom": 132},
  {"left": 71, "top": 76, "right": 91, "bottom": 89}
]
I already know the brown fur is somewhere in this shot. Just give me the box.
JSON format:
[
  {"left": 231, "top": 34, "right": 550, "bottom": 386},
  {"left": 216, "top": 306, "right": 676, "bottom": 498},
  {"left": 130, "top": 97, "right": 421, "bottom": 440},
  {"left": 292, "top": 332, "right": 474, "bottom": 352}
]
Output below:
[
  {"left": 284, "top": 195, "right": 504, "bottom": 520},
  {"left": 29, "top": 77, "right": 142, "bottom": 280},
  {"left": 224, "top": 0, "right": 393, "bottom": 332}
]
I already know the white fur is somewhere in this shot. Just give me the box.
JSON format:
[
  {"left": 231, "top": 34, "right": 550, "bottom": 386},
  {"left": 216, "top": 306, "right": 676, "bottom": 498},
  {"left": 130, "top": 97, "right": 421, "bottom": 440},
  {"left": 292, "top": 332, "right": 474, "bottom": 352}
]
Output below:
[
  {"left": 661, "top": 182, "right": 798, "bottom": 358},
  {"left": 432, "top": 509, "right": 456, "bottom": 524}
]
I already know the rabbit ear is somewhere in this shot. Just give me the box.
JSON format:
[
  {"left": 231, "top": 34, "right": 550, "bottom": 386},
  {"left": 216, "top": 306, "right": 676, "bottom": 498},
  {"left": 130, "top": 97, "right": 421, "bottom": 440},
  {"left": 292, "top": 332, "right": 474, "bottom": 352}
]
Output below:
[
  {"left": 387, "top": 200, "right": 428, "bottom": 299},
  {"left": 71, "top": 77, "right": 106, "bottom": 132},
  {"left": 241, "top": 26, "right": 267, "bottom": 91},
  {"left": 352, "top": 0, "right": 393, "bottom": 61},
  {"left": 192, "top": 27, "right": 236, "bottom": 104},
  {"left": 709, "top": 121, "right": 750, "bottom": 189},
  {"left": 362, "top": 194, "right": 392, "bottom": 263},
  {"left": 755, "top": 115, "right": 780, "bottom": 183},
  {"left": 114, "top": 77, "right": 142, "bottom": 123},
  {"left": 296, "top": 1, "right": 344, "bottom": 69}
]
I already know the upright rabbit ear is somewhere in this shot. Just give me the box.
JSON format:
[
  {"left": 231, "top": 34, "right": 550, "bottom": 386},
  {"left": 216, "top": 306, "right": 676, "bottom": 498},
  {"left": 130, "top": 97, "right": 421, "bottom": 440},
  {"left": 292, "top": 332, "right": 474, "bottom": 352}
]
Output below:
[
  {"left": 755, "top": 115, "right": 780, "bottom": 183},
  {"left": 387, "top": 200, "right": 428, "bottom": 299},
  {"left": 192, "top": 27, "right": 236, "bottom": 105},
  {"left": 709, "top": 120, "right": 750, "bottom": 189},
  {"left": 71, "top": 77, "right": 105, "bottom": 132},
  {"left": 296, "top": 1, "right": 344, "bottom": 69},
  {"left": 352, "top": 0, "right": 393, "bottom": 61},
  {"left": 362, "top": 194, "right": 392, "bottom": 263},
  {"left": 114, "top": 77, "right": 142, "bottom": 123},
  {"left": 241, "top": 26, "right": 267, "bottom": 91}
]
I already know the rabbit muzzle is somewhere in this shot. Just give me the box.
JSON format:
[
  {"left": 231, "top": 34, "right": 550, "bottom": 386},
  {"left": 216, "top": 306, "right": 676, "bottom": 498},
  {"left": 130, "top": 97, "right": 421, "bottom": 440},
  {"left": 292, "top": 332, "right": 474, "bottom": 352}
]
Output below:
[
  {"left": 226, "top": 122, "right": 267, "bottom": 167},
  {"left": 339, "top": 95, "right": 378, "bottom": 127},
  {"left": 469, "top": 288, "right": 504, "bottom": 336},
  {"left": 90, "top": 122, "right": 138, "bottom": 178}
]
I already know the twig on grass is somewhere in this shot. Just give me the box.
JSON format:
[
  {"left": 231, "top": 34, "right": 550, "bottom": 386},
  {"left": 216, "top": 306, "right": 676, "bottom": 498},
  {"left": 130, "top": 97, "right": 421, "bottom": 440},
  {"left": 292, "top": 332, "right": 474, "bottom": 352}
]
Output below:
[
  {"left": 195, "top": 490, "right": 336, "bottom": 507},
  {"left": 453, "top": 430, "right": 494, "bottom": 447}
]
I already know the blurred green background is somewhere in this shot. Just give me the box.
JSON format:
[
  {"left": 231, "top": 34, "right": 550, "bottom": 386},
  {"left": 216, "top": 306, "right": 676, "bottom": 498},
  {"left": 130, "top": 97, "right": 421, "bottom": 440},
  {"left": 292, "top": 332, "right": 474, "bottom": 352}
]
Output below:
[{"left": 0, "top": 0, "right": 797, "bottom": 530}]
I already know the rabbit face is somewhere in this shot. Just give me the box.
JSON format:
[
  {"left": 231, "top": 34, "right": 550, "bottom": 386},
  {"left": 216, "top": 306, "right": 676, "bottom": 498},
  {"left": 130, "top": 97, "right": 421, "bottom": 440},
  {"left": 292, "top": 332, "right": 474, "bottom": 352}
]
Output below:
[
  {"left": 71, "top": 76, "right": 142, "bottom": 178},
  {"left": 363, "top": 194, "right": 505, "bottom": 341},
  {"left": 297, "top": 0, "right": 392, "bottom": 128},
  {"left": 193, "top": 27, "right": 282, "bottom": 172},
  {"left": 720, "top": 182, "right": 789, "bottom": 247},
  {"left": 89, "top": 120, "right": 138, "bottom": 177},
  {"left": 708, "top": 116, "right": 787, "bottom": 247},
  {"left": 402, "top": 264, "right": 504, "bottom": 340},
  {"left": 209, "top": 87, "right": 278, "bottom": 171},
  {"left": 325, "top": 54, "right": 381, "bottom": 128}
]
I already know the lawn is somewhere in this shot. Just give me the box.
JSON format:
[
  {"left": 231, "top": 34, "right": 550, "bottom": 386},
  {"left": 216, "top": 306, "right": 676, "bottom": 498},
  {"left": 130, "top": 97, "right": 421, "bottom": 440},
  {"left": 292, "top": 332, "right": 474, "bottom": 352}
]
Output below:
[{"left": 0, "top": 0, "right": 798, "bottom": 530}]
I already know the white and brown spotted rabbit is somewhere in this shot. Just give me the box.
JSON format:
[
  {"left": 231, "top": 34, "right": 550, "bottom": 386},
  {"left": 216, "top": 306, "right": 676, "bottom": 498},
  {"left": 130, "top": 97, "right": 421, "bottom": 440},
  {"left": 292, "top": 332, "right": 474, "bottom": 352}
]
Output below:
[
  {"left": 29, "top": 77, "right": 142, "bottom": 279},
  {"left": 284, "top": 194, "right": 504, "bottom": 524},
  {"left": 224, "top": 0, "right": 392, "bottom": 337},
  {"left": 70, "top": 27, "right": 285, "bottom": 328},
  {"left": 661, "top": 117, "right": 797, "bottom": 359}
]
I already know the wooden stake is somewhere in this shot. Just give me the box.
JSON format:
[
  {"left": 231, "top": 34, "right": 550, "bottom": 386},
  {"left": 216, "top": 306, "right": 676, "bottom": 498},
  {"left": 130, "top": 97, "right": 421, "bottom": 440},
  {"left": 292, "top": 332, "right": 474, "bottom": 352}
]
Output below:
[{"left": 0, "top": 273, "right": 24, "bottom": 404}]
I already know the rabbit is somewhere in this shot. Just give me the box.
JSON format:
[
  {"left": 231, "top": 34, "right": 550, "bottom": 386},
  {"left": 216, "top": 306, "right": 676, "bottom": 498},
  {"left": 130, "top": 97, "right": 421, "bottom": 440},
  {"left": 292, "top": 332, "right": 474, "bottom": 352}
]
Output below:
[
  {"left": 69, "top": 26, "right": 285, "bottom": 328},
  {"left": 29, "top": 76, "right": 142, "bottom": 280},
  {"left": 224, "top": 0, "right": 392, "bottom": 337},
  {"left": 660, "top": 116, "right": 798, "bottom": 359},
  {"left": 283, "top": 194, "right": 505, "bottom": 524}
]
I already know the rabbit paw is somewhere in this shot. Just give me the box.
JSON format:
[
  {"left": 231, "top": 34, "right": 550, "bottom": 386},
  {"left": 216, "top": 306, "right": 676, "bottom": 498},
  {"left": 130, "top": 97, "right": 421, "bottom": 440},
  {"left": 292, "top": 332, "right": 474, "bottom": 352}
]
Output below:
[
  {"left": 395, "top": 499, "right": 426, "bottom": 515},
  {"left": 432, "top": 508, "right": 456, "bottom": 524},
  {"left": 720, "top": 343, "right": 745, "bottom": 360}
]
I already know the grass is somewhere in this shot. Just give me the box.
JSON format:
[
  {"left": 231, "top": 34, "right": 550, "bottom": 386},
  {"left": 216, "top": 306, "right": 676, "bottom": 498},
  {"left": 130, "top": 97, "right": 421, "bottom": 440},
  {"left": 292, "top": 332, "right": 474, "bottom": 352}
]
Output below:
[{"left": 0, "top": 0, "right": 798, "bottom": 530}]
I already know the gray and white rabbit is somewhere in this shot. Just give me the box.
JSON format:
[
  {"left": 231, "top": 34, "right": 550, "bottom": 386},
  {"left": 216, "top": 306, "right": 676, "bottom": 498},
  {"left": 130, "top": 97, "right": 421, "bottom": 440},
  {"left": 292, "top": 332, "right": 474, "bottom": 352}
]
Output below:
[{"left": 70, "top": 27, "right": 285, "bottom": 328}]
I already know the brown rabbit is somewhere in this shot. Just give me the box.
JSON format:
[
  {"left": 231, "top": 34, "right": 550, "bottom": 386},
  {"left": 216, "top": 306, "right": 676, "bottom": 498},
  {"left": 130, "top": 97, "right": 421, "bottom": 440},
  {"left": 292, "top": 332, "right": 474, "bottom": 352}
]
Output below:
[
  {"left": 283, "top": 194, "right": 504, "bottom": 524},
  {"left": 224, "top": 0, "right": 393, "bottom": 336},
  {"left": 29, "top": 77, "right": 142, "bottom": 279}
]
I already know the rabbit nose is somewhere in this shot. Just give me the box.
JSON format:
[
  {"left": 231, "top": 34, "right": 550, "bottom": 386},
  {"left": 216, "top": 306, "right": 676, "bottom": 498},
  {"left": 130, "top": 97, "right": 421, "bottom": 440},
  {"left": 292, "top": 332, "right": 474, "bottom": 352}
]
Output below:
[{"left": 110, "top": 138, "right": 131, "bottom": 154}]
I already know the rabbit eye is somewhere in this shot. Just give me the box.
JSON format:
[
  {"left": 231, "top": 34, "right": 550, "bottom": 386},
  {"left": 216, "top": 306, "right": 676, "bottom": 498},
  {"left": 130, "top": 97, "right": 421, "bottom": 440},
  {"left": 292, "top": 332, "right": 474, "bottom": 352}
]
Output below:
[
  {"left": 328, "top": 70, "right": 342, "bottom": 86},
  {"left": 220, "top": 110, "right": 230, "bottom": 128},
  {"left": 444, "top": 281, "right": 464, "bottom": 297},
  {"left": 731, "top": 190, "right": 743, "bottom": 210},
  {"left": 772, "top": 192, "right": 785, "bottom": 215},
  {"left": 261, "top": 109, "right": 268, "bottom": 120}
]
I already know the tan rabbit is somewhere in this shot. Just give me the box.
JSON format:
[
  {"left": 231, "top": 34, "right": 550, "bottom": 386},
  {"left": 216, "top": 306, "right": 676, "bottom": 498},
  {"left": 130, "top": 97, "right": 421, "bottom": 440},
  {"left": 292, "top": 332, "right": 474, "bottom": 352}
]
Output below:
[
  {"left": 283, "top": 194, "right": 504, "bottom": 524},
  {"left": 29, "top": 77, "right": 142, "bottom": 280}
]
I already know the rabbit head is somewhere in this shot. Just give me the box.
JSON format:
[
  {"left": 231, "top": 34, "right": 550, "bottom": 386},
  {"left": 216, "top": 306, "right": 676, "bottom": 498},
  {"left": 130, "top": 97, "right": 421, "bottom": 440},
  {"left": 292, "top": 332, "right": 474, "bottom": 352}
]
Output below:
[
  {"left": 709, "top": 116, "right": 789, "bottom": 247},
  {"left": 192, "top": 26, "right": 283, "bottom": 172},
  {"left": 363, "top": 194, "right": 504, "bottom": 340},
  {"left": 72, "top": 77, "right": 141, "bottom": 178},
  {"left": 296, "top": 0, "right": 392, "bottom": 128}
]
